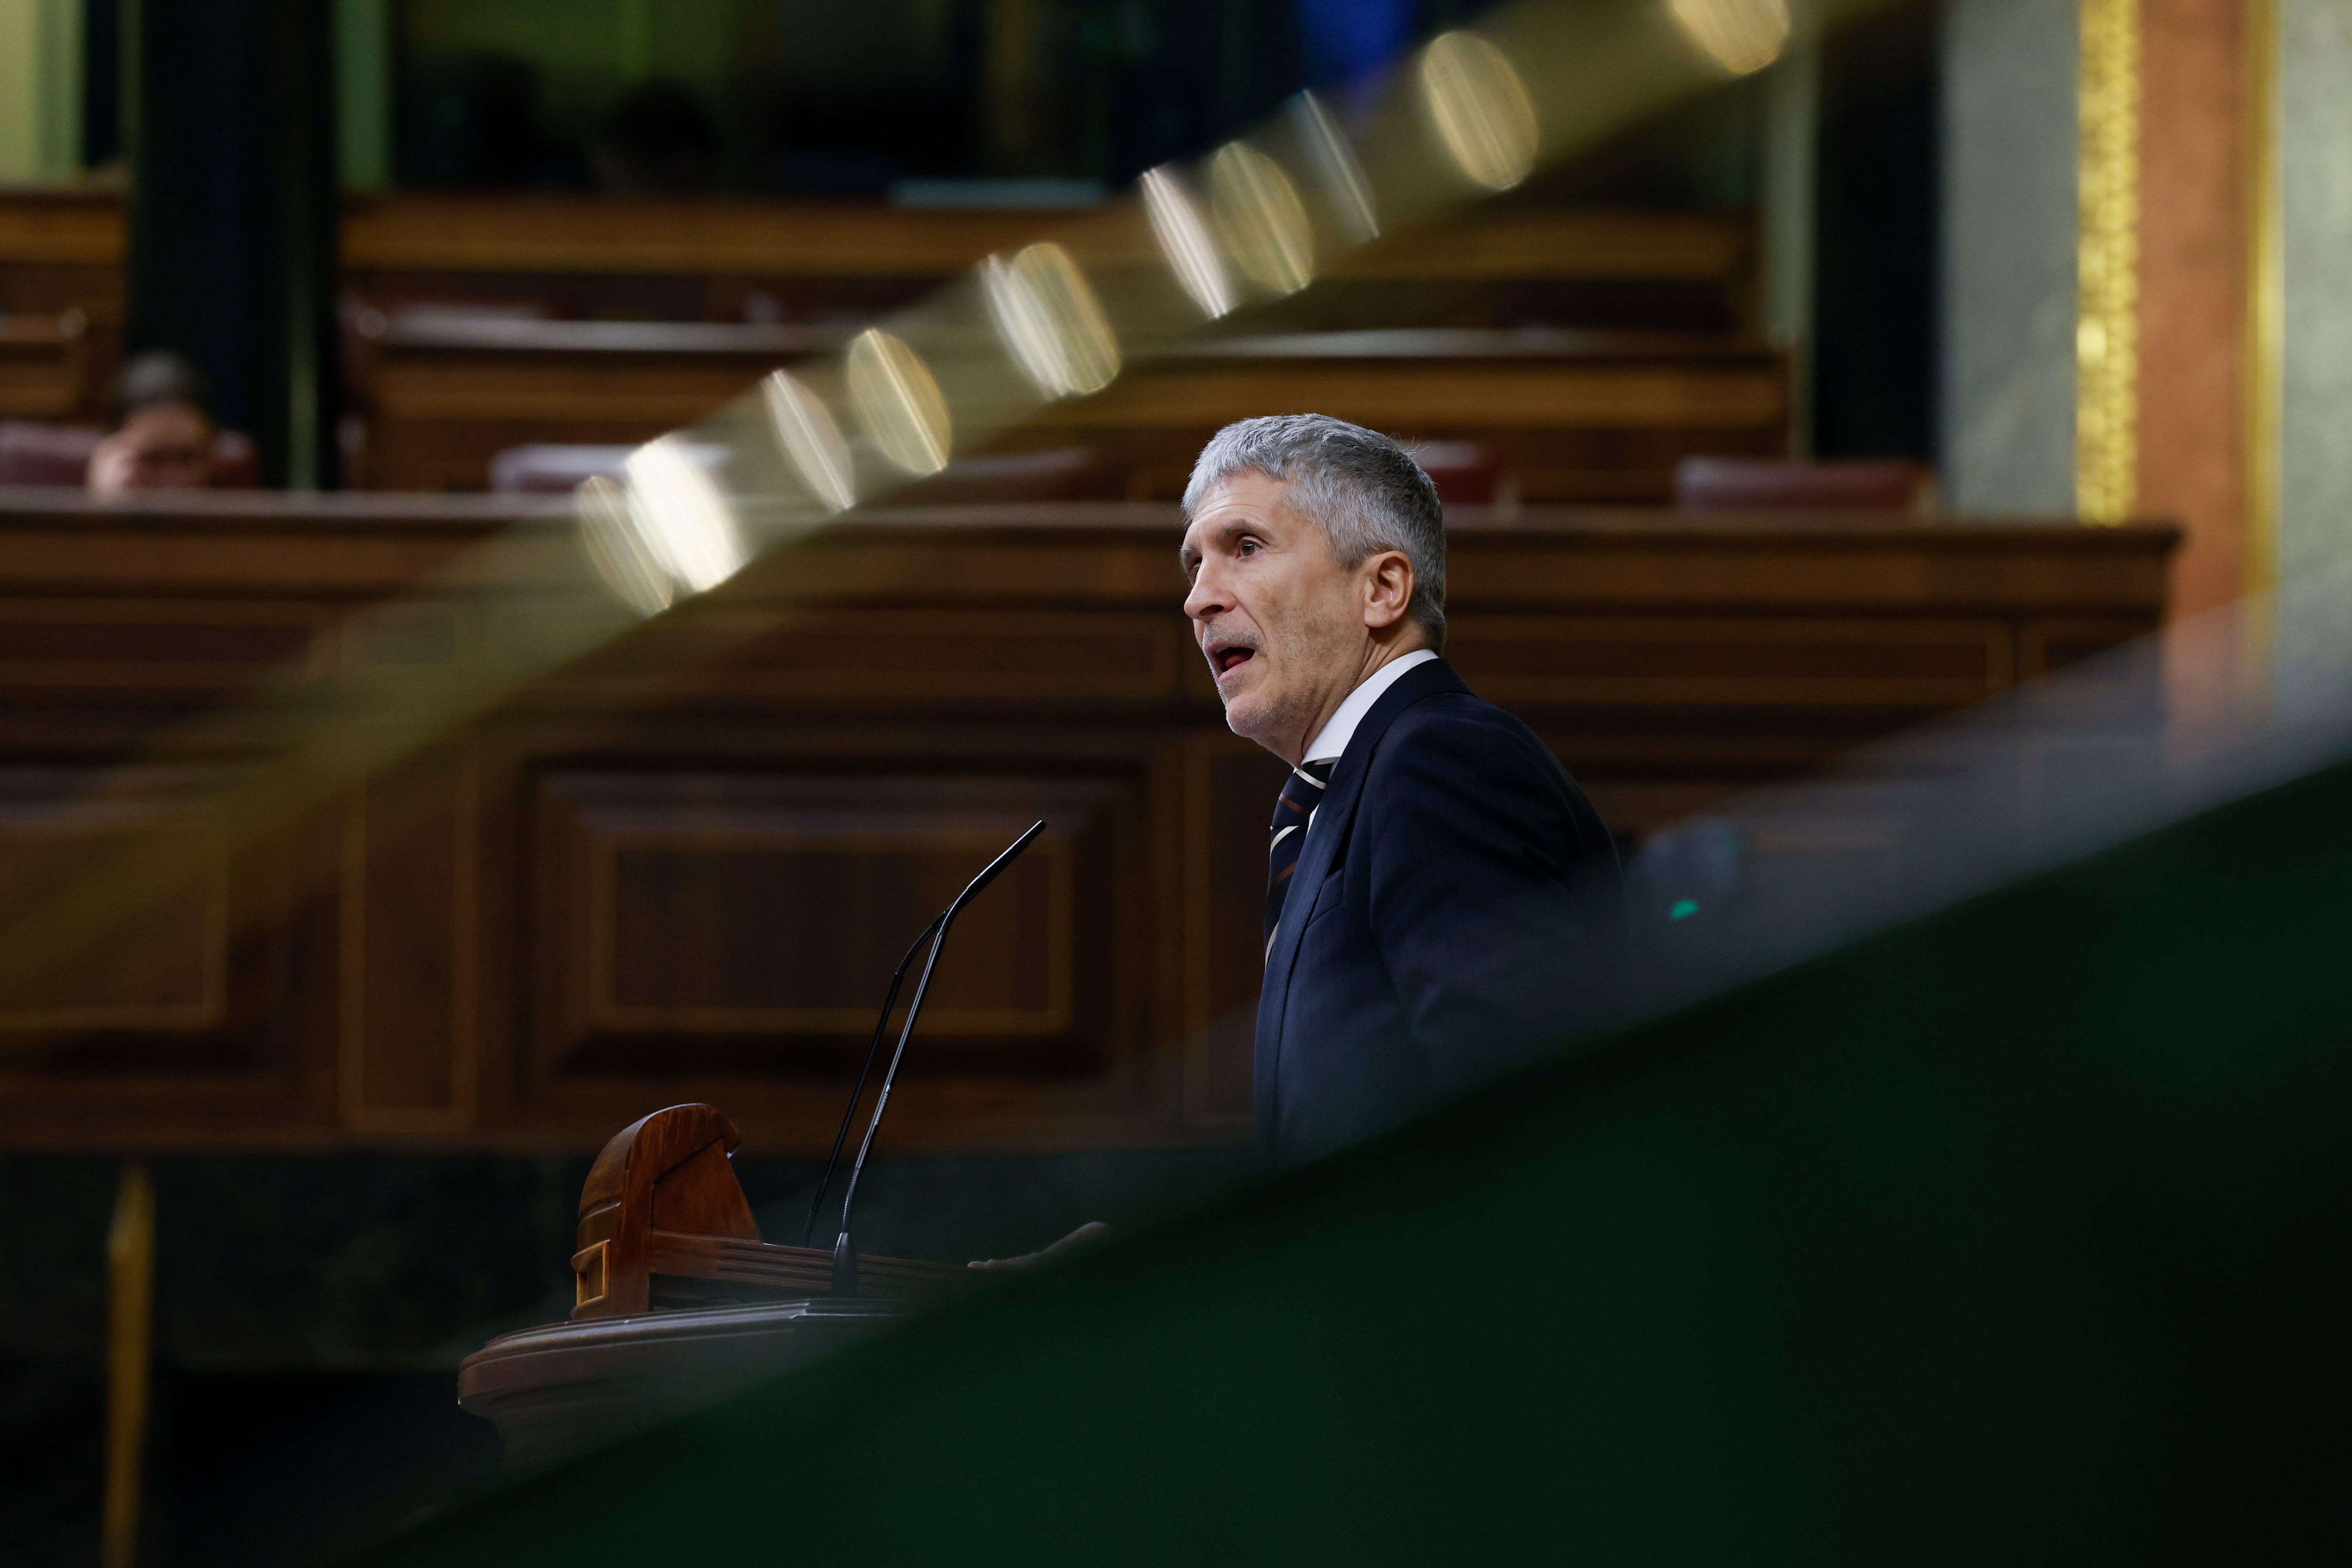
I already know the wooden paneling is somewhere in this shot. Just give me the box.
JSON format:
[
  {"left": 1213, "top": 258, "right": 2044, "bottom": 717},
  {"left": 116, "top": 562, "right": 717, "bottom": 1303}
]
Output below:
[
  {"left": 0, "top": 762, "right": 336, "bottom": 1137},
  {"left": 0, "top": 598, "right": 330, "bottom": 688},
  {"left": 1448, "top": 616, "right": 2013, "bottom": 708},
  {"left": 0, "top": 772, "right": 228, "bottom": 1032},
  {"left": 0, "top": 191, "right": 127, "bottom": 422},
  {"left": 0, "top": 492, "right": 2179, "bottom": 1153},
  {"left": 342, "top": 194, "right": 1107, "bottom": 279},
  {"left": 528, "top": 766, "right": 1159, "bottom": 1146},
  {"left": 341, "top": 745, "right": 478, "bottom": 1133},
  {"left": 0, "top": 311, "right": 93, "bottom": 419}
]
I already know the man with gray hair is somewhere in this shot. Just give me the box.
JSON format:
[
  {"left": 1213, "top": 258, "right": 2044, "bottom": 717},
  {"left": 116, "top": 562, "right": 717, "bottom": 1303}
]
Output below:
[{"left": 1180, "top": 414, "right": 1621, "bottom": 1162}]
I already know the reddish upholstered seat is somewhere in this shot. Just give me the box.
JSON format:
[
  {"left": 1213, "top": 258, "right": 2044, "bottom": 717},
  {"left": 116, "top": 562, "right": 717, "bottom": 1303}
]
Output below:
[
  {"left": 0, "top": 422, "right": 101, "bottom": 486},
  {"left": 1673, "top": 456, "right": 1938, "bottom": 512},
  {"left": 0, "top": 421, "right": 262, "bottom": 489},
  {"left": 1406, "top": 441, "right": 1499, "bottom": 506}
]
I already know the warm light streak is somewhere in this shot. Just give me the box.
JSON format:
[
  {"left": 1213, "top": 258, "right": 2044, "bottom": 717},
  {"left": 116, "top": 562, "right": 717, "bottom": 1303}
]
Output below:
[
  {"left": 574, "top": 475, "right": 675, "bottom": 617},
  {"left": 1208, "top": 143, "right": 1315, "bottom": 297},
  {"left": 1420, "top": 31, "right": 1540, "bottom": 192},
  {"left": 762, "top": 371, "right": 857, "bottom": 512},
  {"left": 846, "top": 328, "right": 954, "bottom": 476},
  {"left": 623, "top": 436, "right": 749, "bottom": 594},
  {"left": 1290, "top": 92, "right": 1379, "bottom": 243},
  {"left": 981, "top": 243, "right": 1121, "bottom": 399},
  {"left": 1667, "top": 0, "right": 1792, "bottom": 76},
  {"left": 1141, "top": 165, "right": 1238, "bottom": 319}
]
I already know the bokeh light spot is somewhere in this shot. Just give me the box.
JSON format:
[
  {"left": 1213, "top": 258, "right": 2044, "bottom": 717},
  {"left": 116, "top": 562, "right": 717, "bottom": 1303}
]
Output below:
[
  {"left": 982, "top": 243, "right": 1121, "bottom": 399},
  {"left": 1668, "top": 0, "right": 1792, "bottom": 76},
  {"left": 1141, "top": 166, "right": 1238, "bottom": 320},
  {"left": 1419, "top": 31, "right": 1539, "bottom": 192},
  {"left": 846, "top": 328, "right": 954, "bottom": 477},
  {"left": 621, "top": 436, "right": 749, "bottom": 596},
  {"left": 1290, "top": 92, "right": 1379, "bottom": 244},
  {"left": 1209, "top": 143, "right": 1315, "bottom": 297},
  {"left": 574, "top": 475, "right": 674, "bottom": 618},
  {"left": 762, "top": 371, "right": 857, "bottom": 512}
]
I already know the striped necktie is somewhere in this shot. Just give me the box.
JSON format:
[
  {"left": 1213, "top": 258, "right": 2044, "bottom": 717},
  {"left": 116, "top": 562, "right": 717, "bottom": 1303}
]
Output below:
[{"left": 1265, "top": 759, "right": 1336, "bottom": 955}]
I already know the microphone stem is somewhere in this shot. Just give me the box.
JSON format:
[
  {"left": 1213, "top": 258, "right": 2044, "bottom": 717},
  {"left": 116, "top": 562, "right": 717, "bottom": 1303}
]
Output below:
[
  {"left": 829, "top": 820, "right": 1043, "bottom": 1293},
  {"left": 803, "top": 913, "right": 942, "bottom": 1248},
  {"left": 831, "top": 911, "right": 954, "bottom": 1267}
]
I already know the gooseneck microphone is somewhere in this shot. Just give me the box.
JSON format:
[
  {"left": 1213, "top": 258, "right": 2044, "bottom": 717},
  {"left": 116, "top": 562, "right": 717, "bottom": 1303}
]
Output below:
[
  {"left": 800, "top": 911, "right": 944, "bottom": 1248},
  {"left": 820, "top": 820, "right": 1046, "bottom": 1294}
]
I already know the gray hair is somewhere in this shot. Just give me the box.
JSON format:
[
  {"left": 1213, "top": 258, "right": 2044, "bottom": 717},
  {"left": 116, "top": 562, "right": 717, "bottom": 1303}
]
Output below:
[{"left": 1182, "top": 414, "right": 1448, "bottom": 650}]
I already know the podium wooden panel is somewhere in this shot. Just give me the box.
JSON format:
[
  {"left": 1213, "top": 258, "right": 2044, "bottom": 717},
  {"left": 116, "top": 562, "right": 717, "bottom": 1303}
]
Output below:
[{"left": 0, "top": 490, "right": 2176, "bottom": 1155}]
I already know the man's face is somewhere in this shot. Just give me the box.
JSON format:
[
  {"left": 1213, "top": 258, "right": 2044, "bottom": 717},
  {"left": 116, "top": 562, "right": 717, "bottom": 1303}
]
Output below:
[{"left": 1180, "top": 472, "right": 1373, "bottom": 761}]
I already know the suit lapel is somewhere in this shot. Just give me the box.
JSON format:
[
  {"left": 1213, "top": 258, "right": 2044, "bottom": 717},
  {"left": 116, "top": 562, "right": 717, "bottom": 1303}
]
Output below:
[{"left": 1253, "top": 658, "right": 1471, "bottom": 1140}]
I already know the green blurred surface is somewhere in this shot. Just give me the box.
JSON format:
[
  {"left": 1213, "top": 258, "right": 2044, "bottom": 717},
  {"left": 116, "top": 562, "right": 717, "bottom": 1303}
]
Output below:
[{"left": 356, "top": 753, "right": 2352, "bottom": 1564}]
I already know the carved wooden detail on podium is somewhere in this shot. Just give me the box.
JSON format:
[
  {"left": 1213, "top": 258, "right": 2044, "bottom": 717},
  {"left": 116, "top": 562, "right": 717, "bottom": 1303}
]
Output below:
[{"left": 571, "top": 1103, "right": 956, "bottom": 1320}]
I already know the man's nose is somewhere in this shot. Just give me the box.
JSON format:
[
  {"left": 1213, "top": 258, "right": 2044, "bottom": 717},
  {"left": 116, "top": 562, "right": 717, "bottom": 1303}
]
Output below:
[{"left": 1183, "top": 563, "right": 1228, "bottom": 623}]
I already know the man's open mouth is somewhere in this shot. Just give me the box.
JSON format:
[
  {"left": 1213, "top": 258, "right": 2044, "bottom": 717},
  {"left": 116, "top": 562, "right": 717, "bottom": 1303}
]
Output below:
[{"left": 1211, "top": 643, "right": 1255, "bottom": 676}]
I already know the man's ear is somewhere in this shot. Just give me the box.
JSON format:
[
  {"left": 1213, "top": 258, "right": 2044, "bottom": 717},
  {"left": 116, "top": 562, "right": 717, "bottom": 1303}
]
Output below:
[{"left": 1361, "top": 550, "right": 1416, "bottom": 630}]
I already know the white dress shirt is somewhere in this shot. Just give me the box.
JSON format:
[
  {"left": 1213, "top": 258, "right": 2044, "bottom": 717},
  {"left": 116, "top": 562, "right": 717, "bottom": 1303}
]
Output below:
[{"left": 1302, "top": 648, "right": 1440, "bottom": 766}]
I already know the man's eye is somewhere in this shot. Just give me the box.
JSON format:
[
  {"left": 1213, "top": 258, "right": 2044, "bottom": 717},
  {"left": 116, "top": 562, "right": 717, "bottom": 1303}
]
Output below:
[{"left": 1238, "top": 538, "right": 1260, "bottom": 556}]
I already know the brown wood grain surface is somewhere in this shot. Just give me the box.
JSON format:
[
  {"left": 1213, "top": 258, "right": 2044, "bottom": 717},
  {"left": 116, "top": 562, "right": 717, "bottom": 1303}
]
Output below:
[{"left": 0, "top": 492, "right": 2177, "bottom": 1155}]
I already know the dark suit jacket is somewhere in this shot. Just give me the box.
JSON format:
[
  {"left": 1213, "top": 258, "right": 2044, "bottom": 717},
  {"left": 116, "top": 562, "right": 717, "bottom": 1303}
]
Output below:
[{"left": 1254, "top": 658, "right": 1621, "bottom": 1162}]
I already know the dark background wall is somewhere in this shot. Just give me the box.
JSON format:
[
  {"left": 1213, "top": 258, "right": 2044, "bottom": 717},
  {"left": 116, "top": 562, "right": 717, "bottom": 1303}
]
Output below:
[
  {"left": 124, "top": 0, "right": 338, "bottom": 486},
  {"left": 1811, "top": 0, "right": 1941, "bottom": 463}
]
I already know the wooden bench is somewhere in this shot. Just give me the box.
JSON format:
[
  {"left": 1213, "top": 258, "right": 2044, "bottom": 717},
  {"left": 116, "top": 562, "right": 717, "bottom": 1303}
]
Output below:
[
  {"left": 350, "top": 320, "right": 1786, "bottom": 496},
  {"left": 341, "top": 193, "right": 1756, "bottom": 334}
]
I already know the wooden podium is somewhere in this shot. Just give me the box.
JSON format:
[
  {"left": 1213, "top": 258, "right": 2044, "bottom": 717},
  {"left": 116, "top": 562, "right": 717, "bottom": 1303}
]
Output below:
[{"left": 459, "top": 1104, "right": 964, "bottom": 1463}]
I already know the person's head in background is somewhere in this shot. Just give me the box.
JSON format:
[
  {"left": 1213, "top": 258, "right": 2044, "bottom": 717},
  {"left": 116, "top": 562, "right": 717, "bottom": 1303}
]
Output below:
[{"left": 87, "top": 350, "right": 215, "bottom": 496}]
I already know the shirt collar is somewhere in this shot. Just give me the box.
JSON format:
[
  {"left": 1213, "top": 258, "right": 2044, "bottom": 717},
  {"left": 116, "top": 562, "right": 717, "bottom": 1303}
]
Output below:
[{"left": 1302, "top": 649, "right": 1440, "bottom": 765}]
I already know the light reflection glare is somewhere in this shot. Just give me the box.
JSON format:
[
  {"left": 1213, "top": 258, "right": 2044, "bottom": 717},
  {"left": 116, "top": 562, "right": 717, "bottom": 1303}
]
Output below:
[
  {"left": 981, "top": 243, "right": 1121, "bottom": 399},
  {"left": 761, "top": 371, "right": 857, "bottom": 512},
  {"left": 1290, "top": 93, "right": 1379, "bottom": 243},
  {"left": 846, "top": 328, "right": 953, "bottom": 476},
  {"left": 1420, "top": 32, "right": 1540, "bottom": 192},
  {"left": 1208, "top": 143, "right": 1315, "bottom": 297},
  {"left": 574, "top": 475, "right": 674, "bottom": 618},
  {"left": 622, "top": 436, "right": 749, "bottom": 595},
  {"left": 1141, "top": 166, "right": 1238, "bottom": 320},
  {"left": 1668, "top": 0, "right": 1792, "bottom": 75}
]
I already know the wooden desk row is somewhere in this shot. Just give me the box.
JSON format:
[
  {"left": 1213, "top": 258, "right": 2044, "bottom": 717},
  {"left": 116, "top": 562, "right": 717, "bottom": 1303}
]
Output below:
[
  {"left": 0, "top": 186, "right": 1763, "bottom": 458},
  {"left": 352, "top": 319, "right": 1788, "bottom": 498},
  {"left": 337, "top": 194, "right": 1759, "bottom": 335},
  {"left": 0, "top": 490, "right": 2176, "bottom": 1158}
]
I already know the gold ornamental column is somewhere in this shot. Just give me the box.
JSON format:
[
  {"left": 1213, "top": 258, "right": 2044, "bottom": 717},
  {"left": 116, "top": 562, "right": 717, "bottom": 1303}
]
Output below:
[
  {"left": 2075, "top": 0, "right": 2141, "bottom": 524},
  {"left": 103, "top": 1160, "right": 156, "bottom": 1568}
]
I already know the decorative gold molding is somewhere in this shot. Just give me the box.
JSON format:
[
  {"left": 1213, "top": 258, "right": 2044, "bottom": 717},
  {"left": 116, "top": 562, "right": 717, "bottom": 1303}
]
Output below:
[
  {"left": 2076, "top": 0, "right": 2142, "bottom": 525},
  {"left": 103, "top": 1160, "right": 154, "bottom": 1568},
  {"left": 2244, "top": 0, "right": 2281, "bottom": 597}
]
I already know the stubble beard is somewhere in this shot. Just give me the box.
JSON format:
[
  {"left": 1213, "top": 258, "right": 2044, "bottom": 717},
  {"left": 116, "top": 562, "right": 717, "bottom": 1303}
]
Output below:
[{"left": 1219, "top": 638, "right": 1338, "bottom": 762}]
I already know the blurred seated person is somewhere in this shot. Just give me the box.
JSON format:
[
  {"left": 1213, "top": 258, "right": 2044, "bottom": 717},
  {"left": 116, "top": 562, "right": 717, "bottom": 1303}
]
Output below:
[{"left": 87, "top": 350, "right": 217, "bottom": 496}]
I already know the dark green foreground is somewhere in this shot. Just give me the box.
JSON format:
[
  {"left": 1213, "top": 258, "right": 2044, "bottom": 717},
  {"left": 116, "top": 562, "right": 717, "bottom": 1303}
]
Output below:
[{"left": 358, "top": 757, "right": 2352, "bottom": 1564}]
